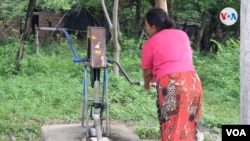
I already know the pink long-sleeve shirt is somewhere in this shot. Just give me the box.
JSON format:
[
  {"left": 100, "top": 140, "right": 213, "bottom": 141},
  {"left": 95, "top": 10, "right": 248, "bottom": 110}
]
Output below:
[{"left": 141, "top": 29, "right": 195, "bottom": 81}]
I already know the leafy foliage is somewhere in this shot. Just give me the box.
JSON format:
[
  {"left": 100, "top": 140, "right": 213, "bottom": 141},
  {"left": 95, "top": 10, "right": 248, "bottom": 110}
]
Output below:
[
  {"left": 0, "top": 1, "right": 26, "bottom": 20},
  {"left": 36, "top": 0, "right": 77, "bottom": 11},
  {"left": 0, "top": 0, "right": 241, "bottom": 140},
  {"left": 193, "top": 39, "right": 240, "bottom": 129},
  {"left": 0, "top": 37, "right": 240, "bottom": 140}
]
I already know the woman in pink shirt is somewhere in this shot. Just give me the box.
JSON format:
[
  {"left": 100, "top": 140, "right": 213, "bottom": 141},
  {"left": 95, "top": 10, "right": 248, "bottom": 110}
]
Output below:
[{"left": 141, "top": 8, "right": 203, "bottom": 141}]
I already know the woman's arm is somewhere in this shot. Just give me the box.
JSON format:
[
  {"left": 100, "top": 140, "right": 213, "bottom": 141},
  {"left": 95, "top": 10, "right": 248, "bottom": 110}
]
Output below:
[{"left": 143, "top": 68, "right": 153, "bottom": 89}]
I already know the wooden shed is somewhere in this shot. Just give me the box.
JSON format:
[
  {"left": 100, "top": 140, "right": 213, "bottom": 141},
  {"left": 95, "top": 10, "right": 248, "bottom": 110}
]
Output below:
[{"left": 33, "top": 11, "right": 64, "bottom": 41}]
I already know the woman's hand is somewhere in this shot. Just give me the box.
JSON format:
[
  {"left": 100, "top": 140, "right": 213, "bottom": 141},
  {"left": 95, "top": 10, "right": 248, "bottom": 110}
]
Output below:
[
  {"left": 144, "top": 81, "right": 157, "bottom": 89},
  {"left": 150, "top": 82, "right": 157, "bottom": 88}
]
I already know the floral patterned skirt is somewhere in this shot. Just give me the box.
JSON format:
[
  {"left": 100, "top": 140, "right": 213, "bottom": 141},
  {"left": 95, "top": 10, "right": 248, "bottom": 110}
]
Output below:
[{"left": 156, "top": 71, "right": 202, "bottom": 141}]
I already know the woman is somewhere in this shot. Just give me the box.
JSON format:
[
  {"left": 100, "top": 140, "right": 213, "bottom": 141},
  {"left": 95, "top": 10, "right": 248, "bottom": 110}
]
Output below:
[{"left": 141, "top": 8, "right": 203, "bottom": 141}]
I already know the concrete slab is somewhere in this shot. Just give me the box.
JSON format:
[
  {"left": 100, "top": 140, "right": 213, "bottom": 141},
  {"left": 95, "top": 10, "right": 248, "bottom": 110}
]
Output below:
[
  {"left": 42, "top": 124, "right": 85, "bottom": 141},
  {"left": 41, "top": 123, "right": 141, "bottom": 141}
]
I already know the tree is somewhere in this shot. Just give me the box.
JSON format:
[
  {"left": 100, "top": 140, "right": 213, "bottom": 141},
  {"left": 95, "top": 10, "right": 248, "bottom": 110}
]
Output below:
[
  {"left": 155, "top": 0, "right": 168, "bottom": 14},
  {"left": 101, "top": 0, "right": 121, "bottom": 76},
  {"left": 172, "top": 0, "right": 239, "bottom": 53},
  {"left": 15, "top": 0, "right": 36, "bottom": 71},
  {"left": 111, "top": 0, "right": 120, "bottom": 76},
  {"left": 240, "top": 0, "right": 250, "bottom": 124}
]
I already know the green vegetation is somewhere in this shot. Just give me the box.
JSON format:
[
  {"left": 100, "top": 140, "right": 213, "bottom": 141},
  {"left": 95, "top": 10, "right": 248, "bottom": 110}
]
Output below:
[
  {"left": 0, "top": 37, "right": 240, "bottom": 140},
  {"left": 194, "top": 39, "right": 240, "bottom": 131}
]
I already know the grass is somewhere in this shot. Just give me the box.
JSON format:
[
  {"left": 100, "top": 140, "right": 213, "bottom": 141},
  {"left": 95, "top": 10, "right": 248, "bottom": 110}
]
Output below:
[{"left": 0, "top": 38, "right": 240, "bottom": 140}]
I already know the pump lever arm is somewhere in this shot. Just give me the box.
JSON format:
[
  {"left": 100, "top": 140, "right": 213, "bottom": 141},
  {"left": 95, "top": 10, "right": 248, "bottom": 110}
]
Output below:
[{"left": 108, "top": 59, "right": 142, "bottom": 85}]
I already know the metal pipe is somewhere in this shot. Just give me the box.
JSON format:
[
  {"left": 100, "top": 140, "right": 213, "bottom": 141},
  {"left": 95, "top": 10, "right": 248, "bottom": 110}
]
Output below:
[
  {"left": 35, "top": 27, "right": 83, "bottom": 63},
  {"left": 108, "top": 59, "right": 142, "bottom": 85}
]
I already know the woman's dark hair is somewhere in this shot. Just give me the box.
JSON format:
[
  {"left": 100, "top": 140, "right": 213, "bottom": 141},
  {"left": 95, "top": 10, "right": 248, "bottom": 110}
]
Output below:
[{"left": 145, "top": 8, "right": 175, "bottom": 31}]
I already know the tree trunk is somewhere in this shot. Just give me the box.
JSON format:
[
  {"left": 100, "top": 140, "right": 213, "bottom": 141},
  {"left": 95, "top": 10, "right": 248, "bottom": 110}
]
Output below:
[
  {"left": 240, "top": 0, "right": 250, "bottom": 124},
  {"left": 101, "top": 0, "right": 120, "bottom": 76},
  {"left": 167, "top": 0, "right": 174, "bottom": 17},
  {"left": 135, "top": 0, "right": 141, "bottom": 33},
  {"left": 194, "top": 12, "right": 208, "bottom": 51},
  {"left": 112, "top": 0, "right": 120, "bottom": 76},
  {"left": 101, "top": 0, "right": 113, "bottom": 33},
  {"left": 155, "top": 0, "right": 168, "bottom": 14},
  {"left": 15, "top": 0, "right": 36, "bottom": 71}
]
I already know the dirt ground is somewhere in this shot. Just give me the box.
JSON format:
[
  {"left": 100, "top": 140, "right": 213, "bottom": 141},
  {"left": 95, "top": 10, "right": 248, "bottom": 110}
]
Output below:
[{"left": 199, "top": 126, "right": 221, "bottom": 141}]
